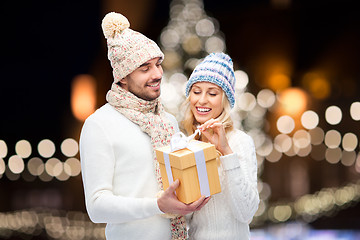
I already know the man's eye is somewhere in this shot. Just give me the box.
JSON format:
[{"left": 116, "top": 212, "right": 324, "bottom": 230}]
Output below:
[{"left": 141, "top": 67, "right": 149, "bottom": 72}]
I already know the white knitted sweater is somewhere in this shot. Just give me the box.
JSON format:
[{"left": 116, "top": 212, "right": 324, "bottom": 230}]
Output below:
[
  {"left": 80, "top": 104, "right": 179, "bottom": 240},
  {"left": 187, "top": 129, "right": 259, "bottom": 240}
]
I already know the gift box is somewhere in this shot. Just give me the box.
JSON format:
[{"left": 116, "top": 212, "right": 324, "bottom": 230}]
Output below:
[{"left": 156, "top": 140, "right": 221, "bottom": 204}]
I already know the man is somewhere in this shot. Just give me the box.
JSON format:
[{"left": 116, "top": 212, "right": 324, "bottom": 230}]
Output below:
[{"left": 80, "top": 12, "right": 208, "bottom": 240}]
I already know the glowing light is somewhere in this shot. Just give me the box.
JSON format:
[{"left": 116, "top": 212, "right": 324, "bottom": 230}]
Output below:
[
  {"left": 342, "top": 133, "right": 358, "bottom": 151},
  {"left": 8, "top": 155, "right": 25, "bottom": 174},
  {"left": 45, "top": 158, "right": 62, "bottom": 177},
  {"left": 309, "top": 127, "right": 325, "bottom": 145},
  {"left": 356, "top": 154, "right": 360, "bottom": 173},
  {"left": 324, "top": 130, "right": 341, "bottom": 149},
  {"left": 64, "top": 158, "right": 81, "bottom": 177},
  {"left": 195, "top": 18, "right": 215, "bottom": 37},
  {"left": 266, "top": 148, "right": 282, "bottom": 162},
  {"left": 293, "top": 130, "right": 311, "bottom": 149},
  {"left": 277, "top": 115, "right": 295, "bottom": 134},
  {"left": 341, "top": 151, "right": 356, "bottom": 166},
  {"left": 296, "top": 144, "right": 312, "bottom": 157},
  {"left": 257, "top": 89, "right": 276, "bottom": 108},
  {"left": 278, "top": 88, "right": 307, "bottom": 116},
  {"left": 0, "top": 140, "right": 7, "bottom": 158},
  {"left": 237, "top": 93, "right": 256, "bottom": 111},
  {"left": 205, "top": 36, "right": 225, "bottom": 53},
  {"left": 350, "top": 102, "right": 360, "bottom": 121},
  {"left": 268, "top": 73, "right": 291, "bottom": 91},
  {"left": 182, "top": 34, "right": 202, "bottom": 54},
  {"left": 60, "top": 138, "right": 79, "bottom": 157},
  {"left": 38, "top": 139, "right": 56, "bottom": 158},
  {"left": 274, "top": 134, "right": 292, "bottom": 152},
  {"left": 234, "top": 70, "right": 249, "bottom": 91},
  {"left": 162, "top": 50, "right": 182, "bottom": 70},
  {"left": 15, "top": 140, "right": 32, "bottom": 159},
  {"left": 273, "top": 205, "right": 292, "bottom": 222},
  {"left": 325, "top": 106, "right": 342, "bottom": 125},
  {"left": 301, "top": 110, "right": 319, "bottom": 130},
  {"left": 0, "top": 158, "right": 5, "bottom": 175},
  {"left": 302, "top": 72, "right": 331, "bottom": 99},
  {"left": 71, "top": 74, "right": 96, "bottom": 122},
  {"left": 256, "top": 137, "right": 273, "bottom": 157},
  {"left": 27, "top": 157, "right": 44, "bottom": 176},
  {"left": 160, "top": 29, "right": 180, "bottom": 49},
  {"left": 325, "top": 148, "right": 342, "bottom": 164}
]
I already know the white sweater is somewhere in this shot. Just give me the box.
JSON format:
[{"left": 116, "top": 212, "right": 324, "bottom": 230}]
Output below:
[
  {"left": 80, "top": 103, "right": 179, "bottom": 240},
  {"left": 187, "top": 129, "right": 259, "bottom": 240}
]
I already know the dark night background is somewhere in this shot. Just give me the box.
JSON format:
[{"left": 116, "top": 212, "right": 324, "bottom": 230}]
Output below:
[{"left": 1, "top": 0, "right": 360, "bottom": 238}]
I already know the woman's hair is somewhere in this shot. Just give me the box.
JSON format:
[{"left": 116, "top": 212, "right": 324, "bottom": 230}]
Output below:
[{"left": 181, "top": 88, "right": 234, "bottom": 137}]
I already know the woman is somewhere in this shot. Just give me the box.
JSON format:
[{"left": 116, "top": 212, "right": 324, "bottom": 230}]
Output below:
[{"left": 181, "top": 52, "right": 260, "bottom": 240}]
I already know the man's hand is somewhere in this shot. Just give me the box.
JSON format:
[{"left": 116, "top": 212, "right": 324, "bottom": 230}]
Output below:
[{"left": 157, "top": 179, "right": 210, "bottom": 215}]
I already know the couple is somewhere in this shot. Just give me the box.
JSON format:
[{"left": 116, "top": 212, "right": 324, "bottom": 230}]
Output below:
[{"left": 80, "top": 12, "right": 259, "bottom": 240}]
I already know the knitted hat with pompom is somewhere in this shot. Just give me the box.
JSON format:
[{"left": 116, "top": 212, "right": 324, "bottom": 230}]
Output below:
[
  {"left": 101, "top": 12, "right": 164, "bottom": 83},
  {"left": 185, "top": 52, "right": 236, "bottom": 108}
]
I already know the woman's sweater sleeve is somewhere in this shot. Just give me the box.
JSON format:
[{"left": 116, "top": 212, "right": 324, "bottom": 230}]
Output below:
[
  {"left": 219, "top": 131, "right": 260, "bottom": 223},
  {"left": 80, "top": 118, "right": 162, "bottom": 224}
]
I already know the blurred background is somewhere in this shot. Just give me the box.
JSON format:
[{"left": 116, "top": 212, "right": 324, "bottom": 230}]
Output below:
[{"left": 1, "top": 0, "right": 360, "bottom": 239}]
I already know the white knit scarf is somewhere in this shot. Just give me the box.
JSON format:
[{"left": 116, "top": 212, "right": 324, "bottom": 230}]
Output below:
[{"left": 106, "top": 83, "right": 187, "bottom": 240}]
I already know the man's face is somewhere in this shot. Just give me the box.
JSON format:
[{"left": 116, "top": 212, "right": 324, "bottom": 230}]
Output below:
[{"left": 120, "top": 57, "right": 163, "bottom": 101}]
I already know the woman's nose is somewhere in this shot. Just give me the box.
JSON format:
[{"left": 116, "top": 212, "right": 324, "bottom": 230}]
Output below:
[{"left": 198, "top": 93, "right": 207, "bottom": 104}]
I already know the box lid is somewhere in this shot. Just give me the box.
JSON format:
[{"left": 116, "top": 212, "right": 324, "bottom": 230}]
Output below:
[{"left": 156, "top": 140, "right": 218, "bottom": 169}]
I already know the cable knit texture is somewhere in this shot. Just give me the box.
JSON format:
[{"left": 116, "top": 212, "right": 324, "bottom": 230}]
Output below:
[{"left": 187, "top": 129, "right": 259, "bottom": 240}]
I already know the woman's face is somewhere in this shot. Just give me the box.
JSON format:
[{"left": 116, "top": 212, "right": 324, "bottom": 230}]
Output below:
[{"left": 189, "top": 82, "right": 224, "bottom": 124}]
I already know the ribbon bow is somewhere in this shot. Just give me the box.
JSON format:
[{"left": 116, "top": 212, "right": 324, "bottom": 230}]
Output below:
[{"left": 170, "top": 129, "right": 201, "bottom": 152}]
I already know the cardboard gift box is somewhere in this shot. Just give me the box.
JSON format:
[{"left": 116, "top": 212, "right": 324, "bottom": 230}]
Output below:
[{"left": 156, "top": 140, "right": 221, "bottom": 204}]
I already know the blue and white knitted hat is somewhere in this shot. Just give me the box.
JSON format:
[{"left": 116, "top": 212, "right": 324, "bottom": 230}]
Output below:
[{"left": 185, "top": 52, "right": 236, "bottom": 108}]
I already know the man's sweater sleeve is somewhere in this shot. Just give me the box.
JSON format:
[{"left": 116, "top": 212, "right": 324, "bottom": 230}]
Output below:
[
  {"left": 219, "top": 132, "right": 260, "bottom": 223},
  {"left": 80, "top": 118, "right": 162, "bottom": 224}
]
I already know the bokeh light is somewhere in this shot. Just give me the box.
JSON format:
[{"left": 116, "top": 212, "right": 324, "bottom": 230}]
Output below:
[
  {"left": 342, "top": 133, "right": 358, "bottom": 151},
  {"left": 234, "top": 70, "right": 249, "bottom": 91},
  {"left": 60, "top": 138, "right": 79, "bottom": 157},
  {"left": 302, "top": 72, "right": 331, "bottom": 99},
  {"left": 277, "top": 115, "right": 295, "bottom": 134},
  {"left": 350, "top": 102, "right": 360, "bottom": 121},
  {"left": 274, "top": 134, "right": 292, "bottom": 153},
  {"left": 325, "top": 148, "right": 342, "bottom": 164},
  {"left": 15, "top": 140, "right": 32, "bottom": 159},
  {"left": 277, "top": 88, "right": 308, "bottom": 116},
  {"left": 0, "top": 158, "right": 5, "bottom": 175},
  {"left": 0, "top": 140, "right": 8, "bottom": 158},
  {"left": 324, "top": 130, "right": 341, "bottom": 149},
  {"left": 38, "top": 139, "right": 56, "bottom": 158},
  {"left": 8, "top": 155, "right": 25, "bottom": 174},
  {"left": 293, "top": 130, "right": 311, "bottom": 149},
  {"left": 64, "top": 158, "right": 81, "bottom": 177},
  {"left": 325, "top": 106, "right": 342, "bottom": 125},
  {"left": 71, "top": 74, "right": 96, "bottom": 122},
  {"left": 257, "top": 89, "right": 276, "bottom": 109},
  {"left": 309, "top": 127, "right": 325, "bottom": 145},
  {"left": 27, "top": 157, "right": 45, "bottom": 176},
  {"left": 301, "top": 110, "right": 319, "bottom": 130},
  {"left": 237, "top": 93, "right": 257, "bottom": 111}
]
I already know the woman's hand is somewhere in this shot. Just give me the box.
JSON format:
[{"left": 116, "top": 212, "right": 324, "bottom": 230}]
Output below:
[{"left": 198, "top": 119, "right": 233, "bottom": 156}]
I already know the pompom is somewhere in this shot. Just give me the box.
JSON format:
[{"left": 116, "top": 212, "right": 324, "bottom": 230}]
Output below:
[{"left": 101, "top": 12, "right": 130, "bottom": 39}]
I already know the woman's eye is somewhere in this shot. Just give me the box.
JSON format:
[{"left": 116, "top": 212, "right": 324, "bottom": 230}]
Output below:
[{"left": 209, "top": 93, "right": 217, "bottom": 96}]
